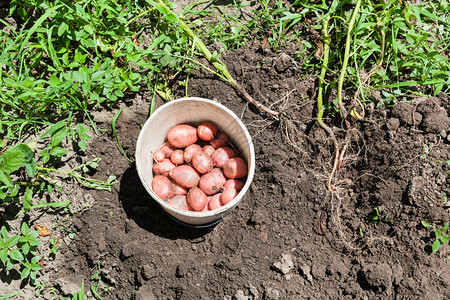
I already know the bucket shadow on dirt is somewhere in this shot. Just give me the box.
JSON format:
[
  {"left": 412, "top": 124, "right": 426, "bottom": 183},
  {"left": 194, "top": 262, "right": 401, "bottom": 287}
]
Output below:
[{"left": 119, "top": 165, "right": 215, "bottom": 240}]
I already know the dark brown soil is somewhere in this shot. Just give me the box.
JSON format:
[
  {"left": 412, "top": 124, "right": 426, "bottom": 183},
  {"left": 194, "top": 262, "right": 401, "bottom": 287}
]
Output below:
[{"left": 45, "top": 44, "right": 450, "bottom": 299}]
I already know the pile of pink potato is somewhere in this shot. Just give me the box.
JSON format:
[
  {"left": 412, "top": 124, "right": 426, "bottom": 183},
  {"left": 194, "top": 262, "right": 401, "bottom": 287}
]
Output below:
[{"left": 151, "top": 122, "right": 248, "bottom": 212}]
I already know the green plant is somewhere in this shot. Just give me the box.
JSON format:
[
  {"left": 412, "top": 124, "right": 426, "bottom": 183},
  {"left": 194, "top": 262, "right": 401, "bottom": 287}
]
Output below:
[
  {"left": 422, "top": 221, "right": 450, "bottom": 254},
  {"left": 1, "top": 122, "right": 116, "bottom": 215},
  {"left": 34, "top": 281, "right": 46, "bottom": 298},
  {"left": 90, "top": 262, "right": 104, "bottom": 300},
  {"left": 0, "top": 223, "right": 42, "bottom": 285},
  {"left": 367, "top": 207, "right": 393, "bottom": 224},
  {"left": 49, "top": 236, "right": 59, "bottom": 256}
]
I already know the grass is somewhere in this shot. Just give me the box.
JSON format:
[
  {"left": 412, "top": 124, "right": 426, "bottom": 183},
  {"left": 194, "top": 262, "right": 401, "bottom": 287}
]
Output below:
[{"left": 1, "top": 0, "right": 450, "bottom": 297}]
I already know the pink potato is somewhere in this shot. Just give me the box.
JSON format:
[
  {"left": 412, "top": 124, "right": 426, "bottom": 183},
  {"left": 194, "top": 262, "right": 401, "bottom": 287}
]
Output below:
[
  {"left": 153, "top": 150, "right": 165, "bottom": 162},
  {"left": 211, "top": 147, "right": 236, "bottom": 168},
  {"left": 167, "top": 124, "right": 198, "bottom": 148},
  {"left": 169, "top": 165, "right": 200, "bottom": 188},
  {"left": 223, "top": 157, "right": 248, "bottom": 179},
  {"left": 199, "top": 168, "right": 226, "bottom": 195},
  {"left": 168, "top": 195, "right": 192, "bottom": 211},
  {"left": 170, "top": 149, "right": 184, "bottom": 165},
  {"left": 187, "top": 187, "right": 208, "bottom": 211},
  {"left": 184, "top": 144, "right": 202, "bottom": 163},
  {"left": 160, "top": 142, "right": 176, "bottom": 158},
  {"left": 202, "top": 145, "right": 215, "bottom": 157},
  {"left": 220, "top": 188, "right": 238, "bottom": 205},
  {"left": 172, "top": 182, "right": 188, "bottom": 195},
  {"left": 209, "top": 132, "right": 229, "bottom": 149},
  {"left": 197, "top": 122, "right": 218, "bottom": 141},
  {"left": 153, "top": 158, "right": 175, "bottom": 176},
  {"left": 152, "top": 175, "right": 175, "bottom": 200},
  {"left": 223, "top": 179, "right": 245, "bottom": 191},
  {"left": 192, "top": 151, "right": 214, "bottom": 174},
  {"left": 208, "top": 193, "right": 222, "bottom": 210}
]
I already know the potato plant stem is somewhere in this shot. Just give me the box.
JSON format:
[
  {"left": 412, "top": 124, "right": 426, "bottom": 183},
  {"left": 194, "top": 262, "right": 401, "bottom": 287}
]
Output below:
[
  {"left": 36, "top": 166, "right": 111, "bottom": 187},
  {"left": 317, "top": 17, "right": 330, "bottom": 129},
  {"left": 154, "top": 0, "right": 280, "bottom": 117},
  {"left": 316, "top": 16, "right": 340, "bottom": 191},
  {"left": 337, "top": 0, "right": 362, "bottom": 119}
]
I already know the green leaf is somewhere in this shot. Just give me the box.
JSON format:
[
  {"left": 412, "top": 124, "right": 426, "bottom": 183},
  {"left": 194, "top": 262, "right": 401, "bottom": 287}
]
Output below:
[
  {"left": 84, "top": 24, "right": 94, "bottom": 34},
  {"left": 58, "top": 22, "right": 68, "bottom": 36},
  {"left": 41, "top": 121, "right": 66, "bottom": 139},
  {"left": 0, "top": 248, "right": 7, "bottom": 264},
  {"left": 51, "top": 127, "right": 67, "bottom": 148},
  {"left": 6, "top": 235, "right": 20, "bottom": 247},
  {"left": 23, "top": 187, "right": 33, "bottom": 211},
  {"left": 49, "top": 74, "right": 61, "bottom": 85},
  {"left": 22, "top": 242, "right": 30, "bottom": 255},
  {"left": 78, "top": 140, "right": 87, "bottom": 152},
  {"left": 435, "top": 227, "right": 442, "bottom": 238},
  {"left": 421, "top": 221, "right": 431, "bottom": 227},
  {"left": 9, "top": 248, "right": 24, "bottom": 261},
  {"left": 31, "top": 230, "right": 40, "bottom": 239},
  {"left": 49, "top": 147, "right": 69, "bottom": 157},
  {"left": 28, "top": 236, "right": 41, "bottom": 247},
  {"left": 21, "top": 222, "right": 30, "bottom": 236},
  {"left": 82, "top": 38, "right": 97, "bottom": 48},
  {"left": 1, "top": 148, "right": 24, "bottom": 174},
  {"left": 1, "top": 226, "right": 7, "bottom": 239},
  {"left": 0, "top": 169, "right": 13, "bottom": 187},
  {"left": 432, "top": 240, "right": 441, "bottom": 253},
  {"left": 440, "top": 235, "right": 450, "bottom": 244},
  {"left": 15, "top": 144, "right": 36, "bottom": 177},
  {"left": 129, "top": 73, "right": 140, "bottom": 81},
  {"left": 21, "top": 267, "right": 31, "bottom": 279},
  {"left": 31, "top": 255, "right": 41, "bottom": 264},
  {"left": 32, "top": 264, "right": 42, "bottom": 271},
  {"left": 6, "top": 258, "right": 14, "bottom": 270}
]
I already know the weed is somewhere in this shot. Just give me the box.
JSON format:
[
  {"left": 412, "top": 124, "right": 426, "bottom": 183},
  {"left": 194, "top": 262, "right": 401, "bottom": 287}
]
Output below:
[
  {"left": 367, "top": 207, "right": 393, "bottom": 224},
  {"left": 422, "top": 221, "right": 450, "bottom": 255},
  {"left": 0, "top": 223, "right": 42, "bottom": 285},
  {"left": 90, "top": 262, "right": 105, "bottom": 299},
  {"left": 49, "top": 236, "right": 59, "bottom": 257}
]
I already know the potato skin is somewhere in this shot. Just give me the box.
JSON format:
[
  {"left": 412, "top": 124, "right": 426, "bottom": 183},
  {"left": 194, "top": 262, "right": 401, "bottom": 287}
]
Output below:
[
  {"left": 170, "top": 149, "right": 184, "bottom": 165},
  {"left": 168, "top": 195, "right": 192, "bottom": 211},
  {"left": 199, "top": 168, "right": 226, "bottom": 195},
  {"left": 209, "top": 132, "right": 229, "bottom": 149},
  {"left": 192, "top": 151, "right": 214, "bottom": 174},
  {"left": 169, "top": 165, "right": 200, "bottom": 188},
  {"left": 153, "top": 150, "right": 165, "bottom": 162},
  {"left": 197, "top": 122, "right": 218, "bottom": 141},
  {"left": 223, "top": 157, "right": 248, "bottom": 179},
  {"left": 208, "top": 193, "right": 222, "bottom": 210},
  {"left": 160, "top": 142, "right": 176, "bottom": 158},
  {"left": 152, "top": 175, "right": 175, "bottom": 200},
  {"left": 184, "top": 144, "right": 202, "bottom": 163},
  {"left": 172, "top": 182, "right": 188, "bottom": 195},
  {"left": 167, "top": 124, "right": 198, "bottom": 148},
  {"left": 211, "top": 147, "right": 236, "bottom": 168},
  {"left": 220, "top": 188, "right": 238, "bottom": 205},
  {"left": 187, "top": 187, "right": 208, "bottom": 211},
  {"left": 153, "top": 158, "right": 175, "bottom": 176},
  {"left": 202, "top": 145, "right": 215, "bottom": 156},
  {"left": 223, "top": 179, "right": 245, "bottom": 191}
]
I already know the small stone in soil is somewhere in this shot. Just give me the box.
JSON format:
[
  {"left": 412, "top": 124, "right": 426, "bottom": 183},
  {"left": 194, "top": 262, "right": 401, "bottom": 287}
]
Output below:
[{"left": 273, "top": 253, "right": 294, "bottom": 275}]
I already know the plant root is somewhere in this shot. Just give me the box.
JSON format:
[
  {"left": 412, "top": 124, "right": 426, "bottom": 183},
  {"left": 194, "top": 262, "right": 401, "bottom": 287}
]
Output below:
[{"left": 232, "top": 81, "right": 280, "bottom": 118}]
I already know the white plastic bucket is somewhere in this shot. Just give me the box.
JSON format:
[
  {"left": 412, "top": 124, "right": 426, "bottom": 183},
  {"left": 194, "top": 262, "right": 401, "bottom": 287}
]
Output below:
[{"left": 135, "top": 97, "right": 255, "bottom": 226}]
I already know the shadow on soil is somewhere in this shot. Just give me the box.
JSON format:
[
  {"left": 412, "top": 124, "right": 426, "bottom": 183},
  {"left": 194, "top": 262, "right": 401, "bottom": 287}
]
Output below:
[{"left": 119, "top": 165, "right": 215, "bottom": 240}]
